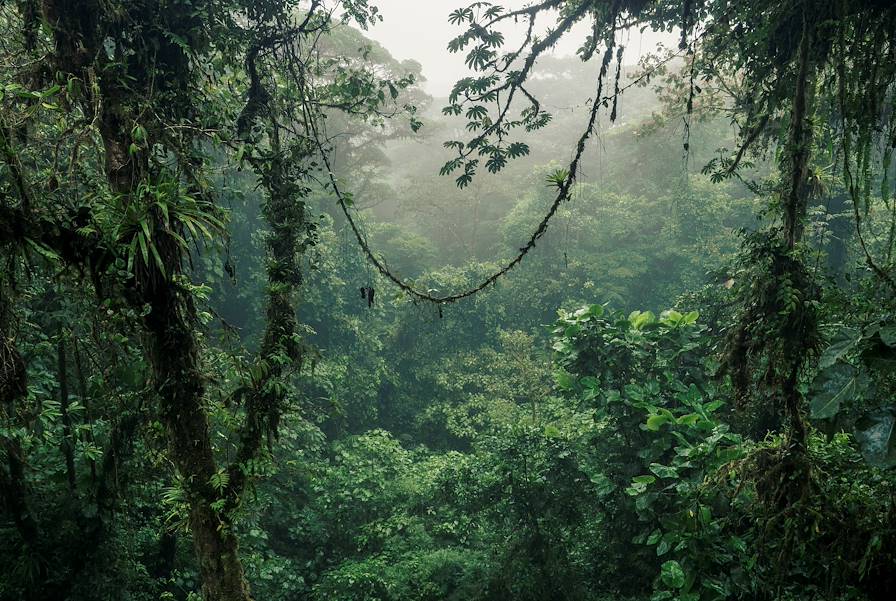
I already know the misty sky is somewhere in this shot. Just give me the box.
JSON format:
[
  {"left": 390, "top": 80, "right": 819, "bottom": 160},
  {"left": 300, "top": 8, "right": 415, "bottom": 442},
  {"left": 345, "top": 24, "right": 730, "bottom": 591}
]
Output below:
[{"left": 365, "top": 1, "right": 676, "bottom": 96}]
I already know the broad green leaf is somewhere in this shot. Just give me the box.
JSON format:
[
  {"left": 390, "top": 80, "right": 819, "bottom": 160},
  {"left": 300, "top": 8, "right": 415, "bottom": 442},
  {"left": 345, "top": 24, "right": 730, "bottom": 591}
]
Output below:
[
  {"left": 554, "top": 371, "right": 575, "bottom": 391},
  {"left": 588, "top": 304, "right": 605, "bottom": 317},
  {"left": 660, "top": 560, "right": 686, "bottom": 588},
  {"left": 878, "top": 325, "right": 896, "bottom": 348},
  {"left": 139, "top": 218, "right": 152, "bottom": 243},
  {"left": 699, "top": 505, "right": 711, "bottom": 524},
  {"left": 676, "top": 413, "right": 701, "bottom": 426},
  {"left": 661, "top": 309, "right": 683, "bottom": 324},
  {"left": 809, "top": 361, "right": 866, "bottom": 420},
  {"left": 703, "top": 400, "right": 725, "bottom": 413},
  {"left": 564, "top": 324, "right": 581, "bottom": 337},
  {"left": 590, "top": 473, "right": 615, "bottom": 497},
  {"left": 149, "top": 243, "right": 167, "bottom": 278},
  {"left": 630, "top": 310, "right": 656, "bottom": 330},
  {"left": 682, "top": 311, "right": 699, "bottom": 325},
  {"left": 649, "top": 463, "right": 678, "bottom": 479},
  {"left": 580, "top": 376, "right": 600, "bottom": 390},
  {"left": 137, "top": 232, "right": 149, "bottom": 267},
  {"left": 646, "top": 414, "right": 673, "bottom": 431},
  {"left": 818, "top": 327, "right": 860, "bottom": 369},
  {"left": 854, "top": 408, "right": 896, "bottom": 469},
  {"left": 25, "top": 238, "right": 61, "bottom": 261}
]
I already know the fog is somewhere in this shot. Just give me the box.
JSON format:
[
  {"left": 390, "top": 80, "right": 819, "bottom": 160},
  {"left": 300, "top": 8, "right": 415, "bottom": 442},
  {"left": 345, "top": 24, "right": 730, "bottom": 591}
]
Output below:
[
  {"left": 6, "top": 2, "right": 893, "bottom": 601},
  {"left": 367, "top": 0, "right": 676, "bottom": 95}
]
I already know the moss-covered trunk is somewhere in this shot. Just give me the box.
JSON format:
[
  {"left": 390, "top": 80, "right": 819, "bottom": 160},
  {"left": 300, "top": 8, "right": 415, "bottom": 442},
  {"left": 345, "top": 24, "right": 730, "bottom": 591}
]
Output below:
[
  {"left": 36, "top": 0, "right": 255, "bottom": 593},
  {"left": 780, "top": 13, "right": 818, "bottom": 452},
  {"left": 143, "top": 282, "right": 251, "bottom": 601},
  {"left": 236, "top": 149, "right": 305, "bottom": 471},
  {"left": 0, "top": 300, "right": 46, "bottom": 596},
  {"left": 100, "top": 116, "right": 253, "bottom": 600}
]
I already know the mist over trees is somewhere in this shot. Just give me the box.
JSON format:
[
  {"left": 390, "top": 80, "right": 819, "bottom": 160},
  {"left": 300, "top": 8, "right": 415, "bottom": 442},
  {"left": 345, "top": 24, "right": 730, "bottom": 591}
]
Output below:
[{"left": 1, "top": 2, "right": 895, "bottom": 601}]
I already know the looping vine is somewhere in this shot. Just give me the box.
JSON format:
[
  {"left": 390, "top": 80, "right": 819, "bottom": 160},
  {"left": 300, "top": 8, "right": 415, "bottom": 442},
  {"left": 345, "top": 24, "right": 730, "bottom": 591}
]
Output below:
[{"left": 316, "top": 16, "right": 720, "bottom": 306}]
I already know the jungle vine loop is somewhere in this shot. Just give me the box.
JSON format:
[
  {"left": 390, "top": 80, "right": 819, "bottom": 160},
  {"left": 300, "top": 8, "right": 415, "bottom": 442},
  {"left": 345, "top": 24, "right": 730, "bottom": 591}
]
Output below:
[{"left": 316, "top": 22, "right": 719, "bottom": 306}]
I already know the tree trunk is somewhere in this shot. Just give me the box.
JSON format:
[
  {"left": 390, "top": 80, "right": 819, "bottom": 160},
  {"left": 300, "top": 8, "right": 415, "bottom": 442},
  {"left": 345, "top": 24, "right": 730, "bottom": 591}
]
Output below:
[
  {"left": 0, "top": 316, "right": 46, "bottom": 598},
  {"left": 93, "top": 86, "right": 253, "bottom": 599},
  {"left": 142, "top": 281, "right": 252, "bottom": 601},
  {"left": 57, "top": 338, "right": 77, "bottom": 492},
  {"left": 825, "top": 194, "right": 852, "bottom": 277},
  {"left": 102, "top": 122, "right": 254, "bottom": 601},
  {"left": 37, "top": 1, "right": 256, "bottom": 596},
  {"left": 780, "top": 12, "right": 817, "bottom": 453},
  {"left": 72, "top": 340, "right": 97, "bottom": 483}
]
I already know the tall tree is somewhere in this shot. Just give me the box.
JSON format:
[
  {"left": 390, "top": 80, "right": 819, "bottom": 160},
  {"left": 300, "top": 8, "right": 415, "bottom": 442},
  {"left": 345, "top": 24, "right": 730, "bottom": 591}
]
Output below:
[{"left": 0, "top": 1, "right": 417, "bottom": 599}]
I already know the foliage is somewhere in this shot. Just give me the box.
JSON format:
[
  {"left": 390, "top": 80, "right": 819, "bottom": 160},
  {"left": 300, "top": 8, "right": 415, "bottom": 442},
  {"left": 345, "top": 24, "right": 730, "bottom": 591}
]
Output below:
[{"left": 2, "top": 1, "right": 896, "bottom": 601}]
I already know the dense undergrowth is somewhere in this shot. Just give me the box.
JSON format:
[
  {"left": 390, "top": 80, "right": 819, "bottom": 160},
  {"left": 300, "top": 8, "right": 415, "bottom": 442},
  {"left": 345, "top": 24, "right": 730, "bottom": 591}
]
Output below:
[{"left": 2, "top": 1, "right": 896, "bottom": 601}]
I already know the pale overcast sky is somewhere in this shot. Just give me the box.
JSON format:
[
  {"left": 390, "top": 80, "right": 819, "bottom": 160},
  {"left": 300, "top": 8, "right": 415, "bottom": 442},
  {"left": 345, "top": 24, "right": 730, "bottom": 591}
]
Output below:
[{"left": 365, "top": 1, "right": 675, "bottom": 96}]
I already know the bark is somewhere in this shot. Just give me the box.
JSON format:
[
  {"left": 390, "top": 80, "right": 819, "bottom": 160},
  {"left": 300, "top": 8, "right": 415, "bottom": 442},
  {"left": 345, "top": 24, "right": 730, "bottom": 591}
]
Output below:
[
  {"left": 0, "top": 313, "right": 46, "bottom": 597},
  {"left": 58, "top": 338, "right": 77, "bottom": 492},
  {"left": 825, "top": 194, "right": 852, "bottom": 276},
  {"left": 235, "top": 148, "right": 304, "bottom": 475},
  {"left": 784, "top": 16, "right": 815, "bottom": 250},
  {"left": 780, "top": 13, "right": 817, "bottom": 453},
  {"left": 35, "top": 0, "right": 256, "bottom": 596},
  {"left": 98, "top": 113, "right": 252, "bottom": 600},
  {"left": 141, "top": 276, "right": 252, "bottom": 601},
  {"left": 0, "top": 436, "right": 47, "bottom": 599},
  {"left": 73, "top": 340, "right": 97, "bottom": 483},
  {"left": 231, "top": 54, "right": 306, "bottom": 493}
]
